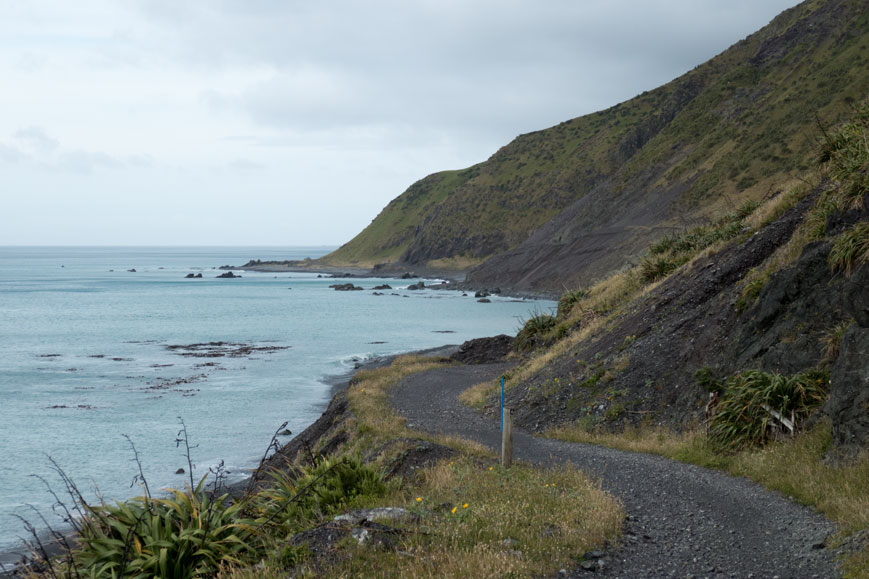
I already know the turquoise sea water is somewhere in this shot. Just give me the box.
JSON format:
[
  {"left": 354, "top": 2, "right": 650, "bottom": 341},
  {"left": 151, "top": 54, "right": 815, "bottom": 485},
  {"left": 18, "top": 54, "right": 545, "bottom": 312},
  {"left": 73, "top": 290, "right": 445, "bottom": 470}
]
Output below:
[{"left": 0, "top": 246, "right": 553, "bottom": 563}]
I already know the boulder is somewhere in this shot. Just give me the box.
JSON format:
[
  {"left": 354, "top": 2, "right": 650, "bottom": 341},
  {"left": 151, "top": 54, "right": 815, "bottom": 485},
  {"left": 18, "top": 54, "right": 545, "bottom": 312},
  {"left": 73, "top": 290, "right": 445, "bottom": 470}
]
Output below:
[
  {"left": 406, "top": 282, "right": 426, "bottom": 290},
  {"left": 217, "top": 271, "right": 240, "bottom": 278},
  {"left": 372, "top": 284, "right": 392, "bottom": 290}
]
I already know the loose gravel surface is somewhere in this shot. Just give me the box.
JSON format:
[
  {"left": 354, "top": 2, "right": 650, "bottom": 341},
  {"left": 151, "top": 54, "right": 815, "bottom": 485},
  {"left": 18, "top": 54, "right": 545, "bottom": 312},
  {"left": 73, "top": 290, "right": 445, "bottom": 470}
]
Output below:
[{"left": 391, "top": 363, "right": 841, "bottom": 579}]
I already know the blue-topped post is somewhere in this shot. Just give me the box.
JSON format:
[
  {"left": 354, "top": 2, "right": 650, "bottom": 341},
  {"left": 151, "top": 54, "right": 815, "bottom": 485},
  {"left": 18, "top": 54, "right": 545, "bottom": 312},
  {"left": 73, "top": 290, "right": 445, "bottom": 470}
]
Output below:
[{"left": 500, "top": 376, "right": 505, "bottom": 432}]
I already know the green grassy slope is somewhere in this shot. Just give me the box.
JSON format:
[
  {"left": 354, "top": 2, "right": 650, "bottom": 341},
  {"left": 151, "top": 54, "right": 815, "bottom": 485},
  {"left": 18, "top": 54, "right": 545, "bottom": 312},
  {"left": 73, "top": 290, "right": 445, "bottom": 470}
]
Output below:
[{"left": 324, "top": 0, "right": 868, "bottom": 286}]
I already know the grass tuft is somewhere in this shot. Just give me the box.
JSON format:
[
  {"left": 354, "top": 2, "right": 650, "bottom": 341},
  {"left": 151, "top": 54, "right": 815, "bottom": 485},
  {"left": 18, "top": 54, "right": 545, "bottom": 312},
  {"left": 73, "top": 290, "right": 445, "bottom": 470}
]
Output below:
[{"left": 828, "top": 222, "right": 869, "bottom": 276}]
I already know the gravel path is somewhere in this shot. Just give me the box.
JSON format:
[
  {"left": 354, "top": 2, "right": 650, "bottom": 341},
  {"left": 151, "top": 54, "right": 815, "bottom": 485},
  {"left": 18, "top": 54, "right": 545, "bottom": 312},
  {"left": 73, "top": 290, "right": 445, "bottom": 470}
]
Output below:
[{"left": 390, "top": 363, "right": 841, "bottom": 579}]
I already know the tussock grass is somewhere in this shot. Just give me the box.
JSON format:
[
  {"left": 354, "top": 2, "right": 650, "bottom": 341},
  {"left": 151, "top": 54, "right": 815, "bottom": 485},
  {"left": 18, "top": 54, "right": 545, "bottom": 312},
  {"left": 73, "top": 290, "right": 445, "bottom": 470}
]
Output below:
[
  {"left": 821, "top": 318, "right": 855, "bottom": 363},
  {"left": 829, "top": 222, "right": 869, "bottom": 276},
  {"left": 707, "top": 369, "right": 829, "bottom": 451}
]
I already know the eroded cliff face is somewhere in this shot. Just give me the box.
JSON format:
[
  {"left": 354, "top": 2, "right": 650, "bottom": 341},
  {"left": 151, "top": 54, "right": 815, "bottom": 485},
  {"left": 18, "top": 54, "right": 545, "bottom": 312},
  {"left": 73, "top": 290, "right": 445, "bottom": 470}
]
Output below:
[
  {"left": 503, "top": 193, "right": 868, "bottom": 456},
  {"left": 827, "top": 263, "right": 869, "bottom": 456}
]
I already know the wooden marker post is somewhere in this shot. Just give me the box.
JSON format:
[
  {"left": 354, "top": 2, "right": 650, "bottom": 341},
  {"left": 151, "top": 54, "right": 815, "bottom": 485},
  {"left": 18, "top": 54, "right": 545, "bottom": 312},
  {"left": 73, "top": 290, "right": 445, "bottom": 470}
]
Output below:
[{"left": 501, "top": 407, "right": 513, "bottom": 468}]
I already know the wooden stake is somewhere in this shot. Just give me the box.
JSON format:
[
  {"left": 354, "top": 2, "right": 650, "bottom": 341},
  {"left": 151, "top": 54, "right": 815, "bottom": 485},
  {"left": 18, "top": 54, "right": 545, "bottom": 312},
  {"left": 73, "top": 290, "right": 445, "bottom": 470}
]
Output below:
[{"left": 501, "top": 407, "right": 513, "bottom": 468}]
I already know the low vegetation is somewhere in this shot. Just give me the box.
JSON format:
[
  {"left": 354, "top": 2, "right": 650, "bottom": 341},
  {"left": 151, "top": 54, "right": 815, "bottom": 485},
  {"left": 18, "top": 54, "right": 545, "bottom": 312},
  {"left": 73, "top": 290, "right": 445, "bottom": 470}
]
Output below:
[
  {"left": 21, "top": 357, "right": 623, "bottom": 578},
  {"left": 707, "top": 369, "right": 830, "bottom": 451}
]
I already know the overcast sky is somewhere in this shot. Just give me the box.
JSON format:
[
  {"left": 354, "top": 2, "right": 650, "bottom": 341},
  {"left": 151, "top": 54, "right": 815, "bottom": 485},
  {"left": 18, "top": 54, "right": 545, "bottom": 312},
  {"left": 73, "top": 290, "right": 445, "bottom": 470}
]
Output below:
[{"left": 0, "top": 0, "right": 801, "bottom": 246}]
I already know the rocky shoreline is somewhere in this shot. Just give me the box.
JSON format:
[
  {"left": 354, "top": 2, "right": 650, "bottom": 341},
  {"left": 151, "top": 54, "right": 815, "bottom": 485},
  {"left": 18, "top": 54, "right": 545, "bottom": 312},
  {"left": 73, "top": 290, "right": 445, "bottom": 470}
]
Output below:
[
  {"left": 0, "top": 343, "right": 463, "bottom": 576},
  {"left": 218, "top": 259, "right": 558, "bottom": 300}
]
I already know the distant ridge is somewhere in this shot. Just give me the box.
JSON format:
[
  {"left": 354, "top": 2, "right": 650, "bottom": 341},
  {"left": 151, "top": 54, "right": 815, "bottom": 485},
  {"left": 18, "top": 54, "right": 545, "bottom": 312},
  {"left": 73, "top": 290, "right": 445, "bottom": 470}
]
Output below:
[{"left": 320, "top": 0, "right": 867, "bottom": 294}]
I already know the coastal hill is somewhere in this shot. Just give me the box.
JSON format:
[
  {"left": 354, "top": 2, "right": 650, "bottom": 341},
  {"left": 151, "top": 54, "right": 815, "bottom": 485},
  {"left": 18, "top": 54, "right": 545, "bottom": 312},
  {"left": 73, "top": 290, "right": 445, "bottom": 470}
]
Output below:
[{"left": 314, "top": 0, "right": 867, "bottom": 295}]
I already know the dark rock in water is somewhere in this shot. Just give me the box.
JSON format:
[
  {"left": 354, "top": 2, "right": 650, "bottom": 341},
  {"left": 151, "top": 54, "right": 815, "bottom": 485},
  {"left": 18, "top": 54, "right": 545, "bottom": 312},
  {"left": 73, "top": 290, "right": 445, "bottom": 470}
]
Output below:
[
  {"left": 401, "top": 272, "right": 417, "bottom": 279},
  {"left": 195, "top": 273, "right": 202, "bottom": 278},
  {"left": 127, "top": 268, "right": 136, "bottom": 272},
  {"left": 176, "top": 468, "right": 185, "bottom": 474},
  {"left": 474, "top": 291, "right": 490, "bottom": 298},
  {"left": 217, "top": 271, "right": 240, "bottom": 278},
  {"left": 372, "top": 291, "right": 384, "bottom": 296},
  {"left": 330, "top": 283, "right": 363, "bottom": 291},
  {"left": 477, "top": 298, "right": 491, "bottom": 303},
  {"left": 278, "top": 429, "right": 293, "bottom": 436},
  {"left": 372, "top": 284, "right": 392, "bottom": 290},
  {"left": 185, "top": 273, "right": 195, "bottom": 278},
  {"left": 407, "top": 281, "right": 425, "bottom": 290}
]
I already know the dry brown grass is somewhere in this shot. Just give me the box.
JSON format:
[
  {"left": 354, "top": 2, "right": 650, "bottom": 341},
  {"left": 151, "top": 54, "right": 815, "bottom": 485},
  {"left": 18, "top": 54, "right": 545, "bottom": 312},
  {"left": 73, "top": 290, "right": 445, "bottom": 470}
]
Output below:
[
  {"left": 346, "top": 355, "right": 453, "bottom": 444},
  {"left": 457, "top": 380, "right": 498, "bottom": 409}
]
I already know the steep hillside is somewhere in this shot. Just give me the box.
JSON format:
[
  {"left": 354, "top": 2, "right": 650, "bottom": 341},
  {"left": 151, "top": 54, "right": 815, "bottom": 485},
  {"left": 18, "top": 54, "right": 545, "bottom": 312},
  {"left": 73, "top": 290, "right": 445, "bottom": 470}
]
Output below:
[
  {"left": 323, "top": 0, "right": 868, "bottom": 293},
  {"left": 493, "top": 98, "right": 869, "bottom": 456}
]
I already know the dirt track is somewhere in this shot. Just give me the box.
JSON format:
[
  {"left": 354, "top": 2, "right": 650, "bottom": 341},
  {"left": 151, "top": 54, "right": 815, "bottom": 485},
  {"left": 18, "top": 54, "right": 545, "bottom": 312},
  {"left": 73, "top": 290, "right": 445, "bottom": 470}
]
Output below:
[{"left": 390, "top": 363, "right": 840, "bottom": 579}]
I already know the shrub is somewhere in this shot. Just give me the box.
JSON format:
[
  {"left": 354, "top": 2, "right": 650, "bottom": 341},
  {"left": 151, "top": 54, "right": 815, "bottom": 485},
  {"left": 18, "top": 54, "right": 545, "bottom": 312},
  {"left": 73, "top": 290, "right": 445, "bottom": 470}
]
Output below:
[
  {"left": 734, "top": 199, "right": 761, "bottom": 220},
  {"left": 694, "top": 366, "right": 723, "bottom": 394},
  {"left": 708, "top": 369, "right": 829, "bottom": 451},
  {"left": 72, "top": 477, "right": 257, "bottom": 578},
  {"left": 735, "top": 273, "right": 769, "bottom": 313},
  {"left": 557, "top": 288, "right": 587, "bottom": 318},
  {"left": 253, "top": 456, "right": 386, "bottom": 532},
  {"left": 515, "top": 313, "right": 558, "bottom": 351},
  {"left": 639, "top": 253, "right": 690, "bottom": 282},
  {"left": 649, "top": 233, "right": 678, "bottom": 256},
  {"left": 817, "top": 98, "right": 869, "bottom": 209}
]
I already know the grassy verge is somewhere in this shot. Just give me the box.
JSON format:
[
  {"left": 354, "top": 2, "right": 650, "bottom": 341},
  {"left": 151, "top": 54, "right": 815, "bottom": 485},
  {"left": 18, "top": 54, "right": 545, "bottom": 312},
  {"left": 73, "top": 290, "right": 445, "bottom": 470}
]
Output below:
[
  {"left": 218, "top": 355, "right": 623, "bottom": 578},
  {"left": 26, "top": 355, "right": 623, "bottom": 578},
  {"left": 225, "top": 457, "right": 622, "bottom": 578},
  {"left": 546, "top": 421, "right": 869, "bottom": 577}
]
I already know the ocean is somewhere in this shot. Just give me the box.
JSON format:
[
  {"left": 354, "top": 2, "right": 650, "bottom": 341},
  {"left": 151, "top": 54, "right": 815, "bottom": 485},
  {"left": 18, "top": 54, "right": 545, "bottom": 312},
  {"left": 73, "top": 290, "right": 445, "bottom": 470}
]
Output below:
[{"left": 0, "top": 246, "right": 552, "bottom": 564}]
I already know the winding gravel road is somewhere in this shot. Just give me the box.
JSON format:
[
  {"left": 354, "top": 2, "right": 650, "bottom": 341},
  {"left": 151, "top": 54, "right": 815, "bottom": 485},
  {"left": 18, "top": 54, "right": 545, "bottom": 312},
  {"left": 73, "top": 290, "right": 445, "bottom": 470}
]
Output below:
[{"left": 390, "top": 363, "right": 841, "bottom": 579}]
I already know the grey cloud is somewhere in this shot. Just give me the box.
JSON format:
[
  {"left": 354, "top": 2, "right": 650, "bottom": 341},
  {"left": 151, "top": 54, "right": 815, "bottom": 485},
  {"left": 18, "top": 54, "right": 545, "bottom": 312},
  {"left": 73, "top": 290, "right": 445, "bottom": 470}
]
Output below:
[
  {"left": 185, "top": 0, "right": 799, "bottom": 149},
  {"left": 2, "top": 128, "right": 149, "bottom": 174},
  {"left": 14, "top": 126, "right": 59, "bottom": 153},
  {"left": 226, "top": 157, "right": 265, "bottom": 171},
  {"left": 0, "top": 144, "right": 26, "bottom": 165}
]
